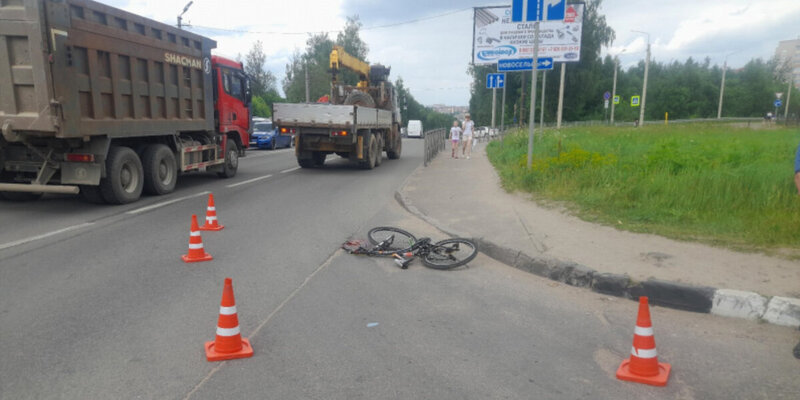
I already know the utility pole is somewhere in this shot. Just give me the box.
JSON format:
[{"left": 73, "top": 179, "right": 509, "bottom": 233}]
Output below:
[
  {"left": 611, "top": 51, "right": 622, "bottom": 124},
  {"left": 177, "top": 1, "right": 193, "bottom": 29},
  {"left": 304, "top": 59, "right": 310, "bottom": 103},
  {"left": 632, "top": 30, "right": 650, "bottom": 128},
  {"left": 785, "top": 76, "right": 793, "bottom": 121},
  {"left": 717, "top": 59, "right": 728, "bottom": 119}
]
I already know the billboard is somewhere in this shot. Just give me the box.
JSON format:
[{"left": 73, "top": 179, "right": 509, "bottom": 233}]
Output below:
[{"left": 472, "top": 3, "right": 584, "bottom": 65}]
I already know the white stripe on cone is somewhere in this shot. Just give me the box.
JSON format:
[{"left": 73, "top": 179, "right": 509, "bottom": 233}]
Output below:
[
  {"left": 631, "top": 347, "right": 658, "bottom": 358},
  {"left": 216, "top": 326, "right": 241, "bottom": 337},
  {"left": 206, "top": 216, "right": 217, "bottom": 221},
  {"left": 190, "top": 231, "right": 201, "bottom": 236},
  {"left": 634, "top": 326, "right": 654, "bottom": 336},
  {"left": 219, "top": 306, "right": 237, "bottom": 315},
  {"left": 207, "top": 207, "right": 216, "bottom": 211},
  {"left": 188, "top": 243, "right": 204, "bottom": 249}
]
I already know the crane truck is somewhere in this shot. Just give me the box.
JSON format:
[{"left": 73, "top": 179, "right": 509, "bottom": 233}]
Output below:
[
  {"left": 272, "top": 45, "right": 402, "bottom": 169},
  {"left": 0, "top": 0, "right": 251, "bottom": 204}
]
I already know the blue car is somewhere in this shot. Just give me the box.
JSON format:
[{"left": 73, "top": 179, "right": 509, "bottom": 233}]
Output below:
[{"left": 251, "top": 119, "right": 292, "bottom": 150}]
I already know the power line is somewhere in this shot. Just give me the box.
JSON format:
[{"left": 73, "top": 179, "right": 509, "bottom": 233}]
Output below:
[{"left": 186, "top": 7, "right": 472, "bottom": 35}]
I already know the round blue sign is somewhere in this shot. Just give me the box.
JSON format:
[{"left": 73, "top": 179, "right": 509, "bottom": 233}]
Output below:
[{"left": 774, "top": 99, "right": 782, "bottom": 107}]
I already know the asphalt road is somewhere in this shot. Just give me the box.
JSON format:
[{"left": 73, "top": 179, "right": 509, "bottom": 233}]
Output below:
[{"left": 1, "top": 140, "right": 798, "bottom": 399}]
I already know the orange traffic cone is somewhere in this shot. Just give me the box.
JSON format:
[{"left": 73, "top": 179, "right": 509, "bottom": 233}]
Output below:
[
  {"left": 616, "top": 296, "right": 671, "bottom": 386},
  {"left": 199, "top": 193, "right": 224, "bottom": 231},
  {"left": 182, "top": 214, "right": 213, "bottom": 263},
  {"left": 205, "top": 277, "right": 254, "bottom": 361}
]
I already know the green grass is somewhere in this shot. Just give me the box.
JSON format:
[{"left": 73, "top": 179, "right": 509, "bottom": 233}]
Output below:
[{"left": 487, "top": 123, "right": 800, "bottom": 255}]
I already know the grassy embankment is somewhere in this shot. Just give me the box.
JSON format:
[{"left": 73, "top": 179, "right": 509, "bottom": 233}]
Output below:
[{"left": 486, "top": 123, "right": 800, "bottom": 255}]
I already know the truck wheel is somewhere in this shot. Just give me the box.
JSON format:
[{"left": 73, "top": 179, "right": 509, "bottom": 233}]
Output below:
[
  {"left": 142, "top": 144, "right": 177, "bottom": 195},
  {"left": 312, "top": 152, "right": 326, "bottom": 167},
  {"left": 100, "top": 146, "right": 143, "bottom": 204},
  {"left": 344, "top": 90, "right": 376, "bottom": 108},
  {"left": 0, "top": 191, "right": 43, "bottom": 201},
  {"left": 387, "top": 134, "right": 402, "bottom": 159},
  {"left": 360, "top": 133, "right": 377, "bottom": 169},
  {"left": 375, "top": 134, "right": 383, "bottom": 166},
  {"left": 217, "top": 139, "right": 238, "bottom": 178},
  {"left": 298, "top": 158, "right": 315, "bottom": 168},
  {"left": 79, "top": 185, "right": 106, "bottom": 204}
]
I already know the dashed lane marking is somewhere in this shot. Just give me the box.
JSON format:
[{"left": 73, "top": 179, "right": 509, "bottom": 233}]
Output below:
[
  {"left": 225, "top": 174, "right": 273, "bottom": 188},
  {"left": 0, "top": 222, "right": 94, "bottom": 251},
  {"left": 281, "top": 167, "right": 300, "bottom": 174},
  {"left": 126, "top": 191, "right": 211, "bottom": 215}
]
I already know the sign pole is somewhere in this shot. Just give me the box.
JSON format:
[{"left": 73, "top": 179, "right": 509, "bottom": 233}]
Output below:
[
  {"left": 611, "top": 56, "right": 618, "bottom": 124},
  {"left": 501, "top": 83, "right": 506, "bottom": 132},
  {"left": 785, "top": 77, "right": 793, "bottom": 121},
  {"left": 527, "top": 22, "right": 540, "bottom": 168},
  {"left": 540, "top": 70, "right": 547, "bottom": 131},
  {"left": 491, "top": 87, "right": 497, "bottom": 129},
  {"left": 556, "top": 63, "right": 566, "bottom": 129}
]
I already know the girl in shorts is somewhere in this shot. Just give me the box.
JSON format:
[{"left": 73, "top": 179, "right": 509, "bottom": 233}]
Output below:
[{"left": 450, "top": 121, "right": 462, "bottom": 158}]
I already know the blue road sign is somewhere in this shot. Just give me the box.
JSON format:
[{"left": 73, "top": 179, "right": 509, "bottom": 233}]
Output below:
[
  {"left": 603, "top": 91, "right": 611, "bottom": 100},
  {"left": 775, "top": 99, "right": 783, "bottom": 107},
  {"left": 512, "top": 0, "right": 566, "bottom": 22},
  {"left": 486, "top": 73, "right": 506, "bottom": 89},
  {"left": 497, "top": 58, "right": 554, "bottom": 72},
  {"left": 631, "top": 96, "right": 640, "bottom": 107}
]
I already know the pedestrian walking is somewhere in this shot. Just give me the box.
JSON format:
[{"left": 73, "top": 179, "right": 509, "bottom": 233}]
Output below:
[
  {"left": 450, "top": 120, "right": 462, "bottom": 158},
  {"left": 462, "top": 113, "right": 474, "bottom": 159}
]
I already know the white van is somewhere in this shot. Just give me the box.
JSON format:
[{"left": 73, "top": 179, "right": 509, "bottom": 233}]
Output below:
[{"left": 407, "top": 120, "right": 423, "bottom": 138}]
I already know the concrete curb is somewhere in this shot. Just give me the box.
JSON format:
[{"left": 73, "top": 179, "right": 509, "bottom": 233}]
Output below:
[{"left": 395, "top": 185, "right": 800, "bottom": 329}]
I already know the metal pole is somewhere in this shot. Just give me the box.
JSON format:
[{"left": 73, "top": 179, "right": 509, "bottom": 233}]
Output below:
[
  {"left": 491, "top": 87, "right": 497, "bottom": 129},
  {"left": 540, "top": 70, "right": 546, "bottom": 131},
  {"left": 526, "top": 22, "right": 540, "bottom": 168},
  {"left": 501, "top": 83, "right": 506, "bottom": 132},
  {"left": 611, "top": 55, "right": 619, "bottom": 124},
  {"left": 785, "top": 76, "right": 793, "bottom": 121},
  {"left": 304, "top": 60, "right": 310, "bottom": 103},
  {"left": 717, "top": 60, "right": 727, "bottom": 119},
  {"left": 520, "top": 71, "right": 526, "bottom": 126},
  {"left": 556, "top": 63, "right": 566, "bottom": 129},
  {"left": 639, "top": 40, "right": 650, "bottom": 128}
]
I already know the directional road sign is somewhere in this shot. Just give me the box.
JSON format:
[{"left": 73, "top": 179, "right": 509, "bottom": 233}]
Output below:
[
  {"left": 631, "top": 95, "right": 641, "bottom": 107},
  {"left": 774, "top": 99, "right": 783, "bottom": 108},
  {"left": 486, "top": 73, "right": 506, "bottom": 89},
  {"left": 512, "top": 0, "right": 566, "bottom": 22},
  {"left": 497, "top": 58, "right": 554, "bottom": 72},
  {"left": 613, "top": 95, "right": 620, "bottom": 105}
]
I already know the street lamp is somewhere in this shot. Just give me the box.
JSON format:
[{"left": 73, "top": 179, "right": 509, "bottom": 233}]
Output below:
[
  {"left": 177, "top": 1, "right": 193, "bottom": 29},
  {"left": 632, "top": 30, "right": 650, "bottom": 128},
  {"left": 610, "top": 48, "right": 626, "bottom": 125},
  {"left": 717, "top": 51, "right": 739, "bottom": 119}
]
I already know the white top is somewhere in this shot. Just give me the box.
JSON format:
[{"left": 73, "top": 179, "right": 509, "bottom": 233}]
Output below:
[
  {"left": 462, "top": 120, "right": 475, "bottom": 137},
  {"left": 450, "top": 126, "right": 462, "bottom": 140}
]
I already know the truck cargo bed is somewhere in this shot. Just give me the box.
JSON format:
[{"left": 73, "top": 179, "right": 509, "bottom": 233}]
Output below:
[{"left": 273, "top": 103, "right": 392, "bottom": 130}]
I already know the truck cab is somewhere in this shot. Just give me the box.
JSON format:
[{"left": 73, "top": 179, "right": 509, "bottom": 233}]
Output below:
[{"left": 213, "top": 55, "right": 252, "bottom": 153}]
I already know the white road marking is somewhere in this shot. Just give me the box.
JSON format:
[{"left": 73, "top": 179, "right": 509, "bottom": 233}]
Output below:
[
  {"left": 281, "top": 167, "right": 300, "bottom": 174},
  {"left": 0, "top": 222, "right": 94, "bottom": 251},
  {"left": 226, "top": 174, "right": 273, "bottom": 188},
  {"left": 126, "top": 191, "right": 211, "bottom": 215}
]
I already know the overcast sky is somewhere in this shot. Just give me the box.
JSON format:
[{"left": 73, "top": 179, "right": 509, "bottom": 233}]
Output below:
[{"left": 111, "top": 0, "right": 800, "bottom": 106}]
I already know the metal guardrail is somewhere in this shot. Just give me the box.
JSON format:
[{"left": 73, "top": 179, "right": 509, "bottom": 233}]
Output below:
[{"left": 423, "top": 128, "right": 447, "bottom": 166}]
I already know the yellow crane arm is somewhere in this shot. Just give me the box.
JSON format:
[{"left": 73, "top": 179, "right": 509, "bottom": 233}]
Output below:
[{"left": 330, "top": 45, "right": 370, "bottom": 88}]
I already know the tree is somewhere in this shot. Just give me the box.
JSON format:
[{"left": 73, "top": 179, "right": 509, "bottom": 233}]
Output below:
[
  {"left": 283, "top": 33, "right": 335, "bottom": 102},
  {"left": 244, "top": 41, "right": 277, "bottom": 98}
]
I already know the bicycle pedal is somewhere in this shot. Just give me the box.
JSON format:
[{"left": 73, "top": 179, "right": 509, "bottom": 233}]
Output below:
[{"left": 394, "top": 258, "right": 412, "bottom": 269}]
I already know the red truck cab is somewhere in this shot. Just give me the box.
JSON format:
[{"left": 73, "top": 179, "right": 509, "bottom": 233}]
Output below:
[{"left": 212, "top": 55, "right": 252, "bottom": 151}]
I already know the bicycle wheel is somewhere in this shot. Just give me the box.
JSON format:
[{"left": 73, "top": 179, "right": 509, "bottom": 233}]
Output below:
[
  {"left": 367, "top": 227, "right": 416, "bottom": 251},
  {"left": 422, "top": 238, "right": 478, "bottom": 270}
]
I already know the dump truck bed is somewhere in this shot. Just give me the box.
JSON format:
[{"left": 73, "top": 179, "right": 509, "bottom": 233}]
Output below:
[
  {"left": 0, "top": 0, "right": 216, "bottom": 139},
  {"left": 273, "top": 103, "right": 393, "bottom": 130}
]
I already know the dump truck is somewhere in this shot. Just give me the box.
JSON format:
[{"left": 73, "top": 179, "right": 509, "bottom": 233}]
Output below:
[
  {"left": 0, "top": 0, "right": 252, "bottom": 204},
  {"left": 272, "top": 45, "right": 402, "bottom": 169}
]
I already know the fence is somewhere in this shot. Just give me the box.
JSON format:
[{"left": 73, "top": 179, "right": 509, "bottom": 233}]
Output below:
[{"left": 423, "top": 128, "right": 447, "bottom": 166}]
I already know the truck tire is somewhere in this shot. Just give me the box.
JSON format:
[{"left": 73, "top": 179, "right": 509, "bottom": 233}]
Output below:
[
  {"left": 344, "top": 90, "right": 376, "bottom": 108},
  {"left": 142, "top": 144, "right": 177, "bottom": 195},
  {"left": 312, "top": 151, "right": 326, "bottom": 167},
  {"left": 298, "top": 158, "right": 315, "bottom": 168},
  {"left": 375, "top": 134, "right": 383, "bottom": 166},
  {"left": 100, "top": 146, "right": 144, "bottom": 204},
  {"left": 387, "top": 134, "right": 402, "bottom": 159},
  {"left": 79, "top": 185, "right": 106, "bottom": 204},
  {"left": 359, "top": 132, "right": 378, "bottom": 169},
  {"left": 217, "top": 139, "right": 238, "bottom": 178}
]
